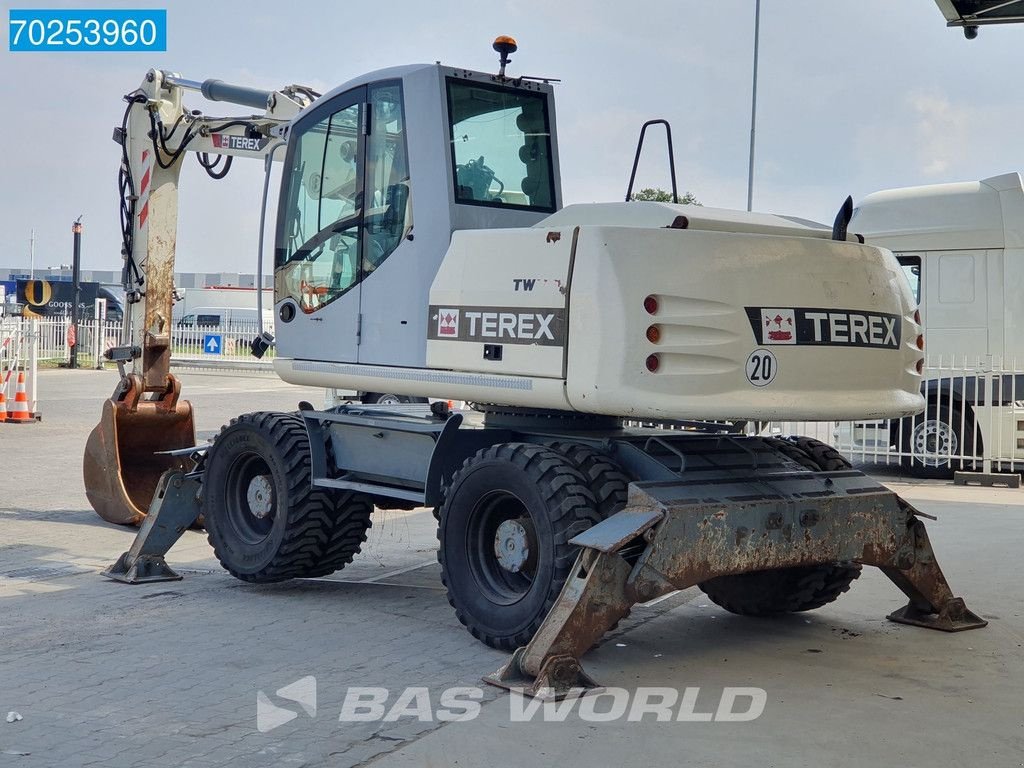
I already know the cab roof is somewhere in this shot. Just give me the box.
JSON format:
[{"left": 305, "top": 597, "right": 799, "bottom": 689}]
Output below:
[{"left": 851, "top": 172, "right": 1024, "bottom": 251}]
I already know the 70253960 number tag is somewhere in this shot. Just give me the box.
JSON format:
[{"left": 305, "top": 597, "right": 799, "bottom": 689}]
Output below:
[
  {"left": 745, "top": 349, "right": 777, "bottom": 387},
  {"left": 8, "top": 9, "right": 167, "bottom": 52}
]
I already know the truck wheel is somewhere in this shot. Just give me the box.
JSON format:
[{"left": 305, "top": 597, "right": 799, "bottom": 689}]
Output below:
[
  {"left": 301, "top": 492, "right": 374, "bottom": 578},
  {"left": 899, "top": 403, "right": 977, "bottom": 478},
  {"left": 698, "top": 563, "right": 863, "bottom": 616},
  {"left": 203, "top": 412, "right": 371, "bottom": 582},
  {"left": 698, "top": 436, "right": 861, "bottom": 616},
  {"left": 438, "top": 443, "right": 600, "bottom": 650},
  {"left": 548, "top": 442, "right": 630, "bottom": 519},
  {"left": 360, "top": 393, "right": 428, "bottom": 405}
]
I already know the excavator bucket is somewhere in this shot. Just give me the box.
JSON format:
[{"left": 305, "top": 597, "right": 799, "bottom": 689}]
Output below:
[{"left": 83, "top": 374, "right": 196, "bottom": 526}]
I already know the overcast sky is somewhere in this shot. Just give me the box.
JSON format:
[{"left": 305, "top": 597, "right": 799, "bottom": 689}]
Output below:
[{"left": 2, "top": 0, "right": 1022, "bottom": 274}]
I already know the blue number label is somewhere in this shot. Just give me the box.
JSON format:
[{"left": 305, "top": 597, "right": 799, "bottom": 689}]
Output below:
[{"left": 9, "top": 9, "right": 167, "bottom": 52}]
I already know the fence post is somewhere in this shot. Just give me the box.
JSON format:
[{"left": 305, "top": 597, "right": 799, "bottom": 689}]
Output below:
[
  {"left": 982, "top": 359, "right": 993, "bottom": 475},
  {"left": 29, "top": 317, "right": 39, "bottom": 415}
]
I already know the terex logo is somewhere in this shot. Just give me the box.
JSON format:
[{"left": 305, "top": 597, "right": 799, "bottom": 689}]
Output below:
[
  {"left": 212, "top": 133, "right": 269, "bottom": 152},
  {"left": 464, "top": 311, "right": 554, "bottom": 341},
  {"left": 429, "top": 305, "right": 566, "bottom": 347},
  {"left": 745, "top": 307, "right": 900, "bottom": 350},
  {"left": 805, "top": 311, "right": 898, "bottom": 348}
]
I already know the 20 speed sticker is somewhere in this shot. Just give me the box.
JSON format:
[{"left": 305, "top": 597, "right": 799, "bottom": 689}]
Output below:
[{"left": 745, "top": 349, "right": 777, "bottom": 387}]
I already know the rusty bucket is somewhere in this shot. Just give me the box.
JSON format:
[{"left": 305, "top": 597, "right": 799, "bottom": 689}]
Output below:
[{"left": 83, "top": 374, "right": 196, "bottom": 526}]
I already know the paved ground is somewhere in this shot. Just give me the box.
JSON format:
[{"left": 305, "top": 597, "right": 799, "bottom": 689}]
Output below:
[{"left": 1, "top": 369, "right": 1021, "bottom": 767}]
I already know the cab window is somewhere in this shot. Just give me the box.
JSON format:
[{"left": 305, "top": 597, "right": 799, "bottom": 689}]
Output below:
[
  {"left": 276, "top": 97, "right": 364, "bottom": 314},
  {"left": 363, "top": 83, "right": 412, "bottom": 276},
  {"left": 276, "top": 82, "right": 410, "bottom": 313},
  {"left": 447, "top": 79, "right": 555, "bottom": 211},
  {"left": 898, "top": 255, "right": 922, "bottom": 304}
]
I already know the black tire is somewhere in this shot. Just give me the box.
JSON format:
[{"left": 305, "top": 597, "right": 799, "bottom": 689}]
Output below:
[
  {"left": 438, "top": 443, "right": 600, "bottom": 650},
  {"left": 360, "top": 392, "right": 428, "bottom": 405},
  {"left": 203, "top": 412, "right": 371, "bottom": 583},
  {"left": 698, "top": 436, "right": 861, "bottom": 616},
  {"left": 547, "top": 442, "right": 630, "bottom": 519},
  {"left": 763, "top": 438, "right": 820, "bottom": 471},
  {"left": 549, "top": 442, "right": 634, "bottom": 632},
  {"left": 898, "top": 402, "right": 977, "bottom": 479},
  {"left": 764, "top": 436, "right": 851, "bottom": 472},
  {"left": 301, "top": 492, "right": 374, "bottom": 578},
  {"left": 698, "top": 563, "right": 863, "bottom": 616}
]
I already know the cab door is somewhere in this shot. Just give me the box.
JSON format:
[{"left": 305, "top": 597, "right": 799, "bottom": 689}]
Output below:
[
  {"left": 354, "top": 81, "right": 415, "bottom": 366},
  {"left": 274, "top": 87, "right": 366, "bottom": 363}
]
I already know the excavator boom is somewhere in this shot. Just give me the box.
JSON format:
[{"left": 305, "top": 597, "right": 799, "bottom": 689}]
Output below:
[{"left": 84, "top": 69, "right": 310, "bottom": 524}]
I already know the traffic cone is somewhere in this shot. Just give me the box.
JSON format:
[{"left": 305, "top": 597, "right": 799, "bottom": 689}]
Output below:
[
  {"left": 0, "top": 385, "right": 7, "bottom": 423},
  {"left": 8, "top": 371, "right": 33, "bottom": 423}
]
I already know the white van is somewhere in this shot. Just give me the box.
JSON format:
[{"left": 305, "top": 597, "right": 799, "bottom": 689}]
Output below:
[{"left": 177, "top": 306, "right": 272, "bottom": 329}]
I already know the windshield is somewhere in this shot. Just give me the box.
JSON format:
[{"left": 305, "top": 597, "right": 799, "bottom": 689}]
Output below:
[{"left": 446, "top": 79, "right": 555, "bottom": 212}]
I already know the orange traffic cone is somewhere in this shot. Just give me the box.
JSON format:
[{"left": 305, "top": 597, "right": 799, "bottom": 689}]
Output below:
[
  {"left": 0, "top": 385, "right": 7, "bottom": 422},
  {"left": 8, "top": 371, "right": 33, "bottom": 423}
]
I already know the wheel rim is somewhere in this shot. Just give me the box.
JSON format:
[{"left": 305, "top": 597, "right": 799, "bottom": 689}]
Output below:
[
  {"left": 466, "top": 490, "right": 538, "bottom": 604},
  {"left": 911, "top": 418, "right": 957, "bottom": 468},
  {"left": 376, "top": 394, "right": 402, "bottom": 405},
  {"left": 225, "top": 453, "right": 276, "bottom": 543},
  {"left": 494, "top": 519, "right": 531, "bottom": 573},
  {"left": 247, "top": 475, "right": 274, "bottom": 519}
]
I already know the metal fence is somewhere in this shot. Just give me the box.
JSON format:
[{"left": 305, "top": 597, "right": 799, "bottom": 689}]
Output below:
[
  {"left": 626, "top": 355, "right": 1024, "bottom": 476},
  {"left": 172, "top": 321, "right": 267, "bottom": 361},
  {"left": 768, "top": 355, "right": 1024, "bottom": 475},
  {"left": 1, "top": 315, "right": 269, "bottom": 367}
]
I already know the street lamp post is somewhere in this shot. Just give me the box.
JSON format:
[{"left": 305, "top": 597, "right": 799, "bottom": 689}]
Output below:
[
  {"left": 70, "top": 217, "right": 82, "bottom": 369},
  {"left": 747, "top": 0, "right": 761, "bottom": 212}
]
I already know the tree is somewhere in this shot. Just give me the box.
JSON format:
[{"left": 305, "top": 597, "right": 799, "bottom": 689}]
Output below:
[{"left": 630, "top": 187, "right": 701, "bottom": 205}]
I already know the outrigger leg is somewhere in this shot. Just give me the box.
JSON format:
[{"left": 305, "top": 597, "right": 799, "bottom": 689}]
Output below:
[
  {"left": 486, "top": 476, "right": 986, "bottom": 700},
  {"left": 102, "top": 468, "right": 203, "bottom": 584}
]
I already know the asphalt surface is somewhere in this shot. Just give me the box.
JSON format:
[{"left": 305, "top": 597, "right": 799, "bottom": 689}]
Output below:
[{"left": 0, "top": 368, "right": 1020, "bottom": 767}]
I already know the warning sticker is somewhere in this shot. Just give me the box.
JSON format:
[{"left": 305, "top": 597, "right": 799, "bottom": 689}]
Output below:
[{"left": 761, "top": 308, "right": 796, "bottom": 345}]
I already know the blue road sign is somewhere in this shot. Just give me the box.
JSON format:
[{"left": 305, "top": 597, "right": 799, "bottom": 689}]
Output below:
[{"left": 203, "top": 334, "right": 222, "bottom": 354}]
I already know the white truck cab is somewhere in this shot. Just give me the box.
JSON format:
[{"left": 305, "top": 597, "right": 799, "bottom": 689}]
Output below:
[
  {"left": 853, "top": 172, "right": 1024, "bottom": 361},
  {"left": 848, "top": 172, "right": 1024, "bottom": 473}
]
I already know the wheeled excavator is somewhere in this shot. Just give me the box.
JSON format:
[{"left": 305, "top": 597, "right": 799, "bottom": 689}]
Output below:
[{"left": 89, "top": 39, "right": 985, "bottom": 698}]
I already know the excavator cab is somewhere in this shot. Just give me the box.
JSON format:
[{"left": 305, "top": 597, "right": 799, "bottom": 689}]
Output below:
[{"left": 271, "top": 65, "right": 561, "bottom": 372}]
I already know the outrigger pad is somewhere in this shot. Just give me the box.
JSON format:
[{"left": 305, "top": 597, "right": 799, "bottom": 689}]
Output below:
[
  {"left": 888, "top": 598, "right": 988, "bottom": 632},
  {"left": 483, "top": 649, "right": 601, "bottom": 701},
  {"left": 102, "top": 552, "right": 182, "bottom": 584},
  {"left": 100, "top": 470, "right": 202, "bottom": 585}
]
